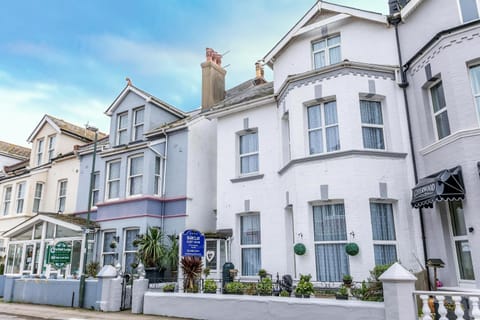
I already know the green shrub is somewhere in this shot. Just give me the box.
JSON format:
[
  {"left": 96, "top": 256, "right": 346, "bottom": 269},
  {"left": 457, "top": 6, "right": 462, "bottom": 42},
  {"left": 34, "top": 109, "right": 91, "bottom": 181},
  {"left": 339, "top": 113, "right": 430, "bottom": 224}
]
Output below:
[
  {"left": 163, "top": 283, "right": 176, "bottom": 292},
  {"left": 280, "top": 290, "right": 290, "bottom": 297},
  {"left": 244, "top": 282, "right": 257, "bottom": 295},
  {"left": 295, "top": 274, "right": 315, "bottom": 297},
  {"left": 257, "top": 277, "right": 273, "bottom": 295},
  {"left": 86, "top": 261, "right": 100, "bottom": 278},
  {"left": 204, "top": 279, "right": 217, "bottom": 293},
  {"left": 224, "top": 281, "right": 244, "bottom": 294}
]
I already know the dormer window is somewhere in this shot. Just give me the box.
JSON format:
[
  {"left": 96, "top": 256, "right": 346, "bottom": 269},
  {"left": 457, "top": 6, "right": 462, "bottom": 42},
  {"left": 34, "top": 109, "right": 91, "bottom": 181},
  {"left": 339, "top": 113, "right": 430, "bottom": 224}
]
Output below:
[
  {"left": 312, "top": 35, "right": 341, "bottom": 70},
  {"left": 117, "top": 112, "right": 128, "bottom": 145},
  {"left": 132, "top": 107, "right": 145, "bottom": 141},
  {"left": 36, "top": 139, "right": 44, "bottom": 166},
  {"left": 48, "top": 135, "right": 56, "bottom": 161}
]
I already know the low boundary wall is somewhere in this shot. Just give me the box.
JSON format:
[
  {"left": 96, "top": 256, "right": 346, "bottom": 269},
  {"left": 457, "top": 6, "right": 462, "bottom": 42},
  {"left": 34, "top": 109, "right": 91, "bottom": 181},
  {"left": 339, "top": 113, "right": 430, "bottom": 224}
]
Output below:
[
  {"left": 143, "top": 292, "right": 385, "bottom": 320},
  {"left": 5, "top": 278, "right": 98, "bottom": 308},
  {"left": 0, "top": 275, "right": 5, "bottom": 297}
]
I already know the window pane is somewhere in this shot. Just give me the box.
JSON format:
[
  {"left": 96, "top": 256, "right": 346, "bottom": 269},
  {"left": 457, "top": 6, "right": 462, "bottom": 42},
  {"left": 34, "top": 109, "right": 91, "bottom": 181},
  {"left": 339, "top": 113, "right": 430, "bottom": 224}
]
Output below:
[
  {"left": 56, "top": 225, "right": 81, "bottom": 238},
  {"left": 103, "top": 232, "right": 116, "bottom": 253},
  {"left": 374, "top": 245, "right": 397, "bottom": 266},
  {"left": 240, "top": 133, "right": 258, "bottom": 154},
  {"left": 119, "top": 114, "right": 128, "bottom": 129},
  {"left": 109, "top": 162, "right": 120, "bottom": 179},
  {"left": 134, "top": 125, "right": 144, "bottom": 140},
  {"left": 312, "top": 40, "right": 325, "bottom": 51},
  {"left": 109, "top": 181, "right": 119, "bottom": 199},
  {"left": 435, "top": 111, "right": 451, "bottom": 139},
  {"left": 242, "top": 248, "right": 261, "bottom": 276},
  {"left": 370, "top": 203, "right": 396, "bottom": 241},
  {"left": 326, "top": 127, "right": 340, "bottom": 152},
  {"left": 104, "top": 254, "right": 115, "bottom": 266},
  {"left": 135, "top": 109, "right": 144, "bottom": 124},
  {"left": 315, "top": 244, "right": 349, "bottom": 282},
  {"left": 309, "top": 130, "right": 323, "bottom": 154},
  {"left": 449, "top": 201, "right": 467, "bottom": 236},
  {"left": 455, "top": 240, "right": 475, "bottom": 280},
  {"left": 125, "top": 229, "right": 139, "bottom": 251},
  {"left": 329, "top": 46, "right": 341, "bottom": 64},
  {"left": 46, "top": 223, "right": 55, "bottom": 238},
  {"left": 119, "top": 131, "right": 128, "bottom": 145},
  {"left": 360, "top": 101, "right": 383, "bottom": 125},
  {"left": 313, "top": 204, "right": 347, "bottom": 241},
  {"left": 34, "top": 223, "right": 43, "bottom": 239},
  {"left": 459, "top": 0, "right": 479, "bottom": 22},
  {"left": 125, "top": 252, "right": 136, "bottom": 274},
  {"left": 324, "top": 102, "right": 337, "bottom": 125},
  {"left": 431, "top": 82, "right": 446, "bottom": 113},
  {"left": 314, "top": 52, "right": 326, "bottom": 69},
  {"left": 240, "top": 154, "right": 258, "bottom": 174},
  {"left": 241, "top": 214, "right": 261, "bottom": 245},
  {"left": 308, "top": 105, "right": 321, "bottom": 129},
  {"left": 471, "top": 65, "right": 480, "bottom": 94},
  {"left": 130, "top": 157, "right": 143, "bottom": 176},
  {"left": 206, "top": 241, "right": 218, "bottom": 270},
  {"left": 362, "top": 127, "right": 385, "bottom": 149},
  {"left": 327, "top": 35, "right": 340, "bottom": 46}
]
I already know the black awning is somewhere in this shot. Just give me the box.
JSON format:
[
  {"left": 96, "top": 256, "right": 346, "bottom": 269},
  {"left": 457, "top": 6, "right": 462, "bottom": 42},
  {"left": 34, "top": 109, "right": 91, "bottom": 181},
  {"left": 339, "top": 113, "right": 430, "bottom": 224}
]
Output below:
[{"left": 411, "top": 166, "right": 465, "bottom": 208}]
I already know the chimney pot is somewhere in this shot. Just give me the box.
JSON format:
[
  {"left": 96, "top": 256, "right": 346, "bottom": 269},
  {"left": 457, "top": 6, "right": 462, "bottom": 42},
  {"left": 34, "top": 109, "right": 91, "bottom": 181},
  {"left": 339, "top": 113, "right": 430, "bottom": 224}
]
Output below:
[
  {"left": 255, "top": 61, "right": 264, "bottom": 78},
  {"left": 201, "top": 48, "right": 226, "bottom": 111}
]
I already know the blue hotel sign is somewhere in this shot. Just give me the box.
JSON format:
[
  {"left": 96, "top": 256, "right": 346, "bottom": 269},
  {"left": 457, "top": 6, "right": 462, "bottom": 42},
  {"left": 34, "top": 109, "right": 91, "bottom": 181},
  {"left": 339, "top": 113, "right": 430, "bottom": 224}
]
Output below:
[{"left": 181, "top": 229, "right": 205, "bottom": 257}]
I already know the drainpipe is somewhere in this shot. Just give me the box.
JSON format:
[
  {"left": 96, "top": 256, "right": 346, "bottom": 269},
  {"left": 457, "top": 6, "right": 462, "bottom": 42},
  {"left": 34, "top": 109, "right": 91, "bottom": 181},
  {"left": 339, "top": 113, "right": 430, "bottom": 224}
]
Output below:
[
  {"left": 161, "top": 129, "right": 169, "bottom": 231},
  {"left": 389, "top": 14, "right": 431, "bottom": 290}
]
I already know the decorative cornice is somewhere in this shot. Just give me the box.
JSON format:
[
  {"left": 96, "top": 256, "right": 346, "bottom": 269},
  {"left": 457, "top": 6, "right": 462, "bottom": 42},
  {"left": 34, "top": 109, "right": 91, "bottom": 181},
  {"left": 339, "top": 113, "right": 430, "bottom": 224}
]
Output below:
[
  {"left": 278, "top": 150, "right": 407, "bottom": 175},
  {"left": 277, "top": 61, "right": 396, "bottom": 103}
]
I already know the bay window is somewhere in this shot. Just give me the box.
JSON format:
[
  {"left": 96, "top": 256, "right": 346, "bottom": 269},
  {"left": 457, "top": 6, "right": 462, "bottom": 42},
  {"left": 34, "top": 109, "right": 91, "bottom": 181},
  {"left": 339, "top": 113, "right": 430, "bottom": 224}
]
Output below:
[
  {"left": 106, "top": 160, "right": 121, "bottom": 199},
  {"left": 308, "top": 101, "right": 340, "bottom": 154},
  {"left": 127, "top": 155, "right": 143, "bottom": 196},
  {"left": 360, "top": 100, "right": 385, "bottom": 149}
]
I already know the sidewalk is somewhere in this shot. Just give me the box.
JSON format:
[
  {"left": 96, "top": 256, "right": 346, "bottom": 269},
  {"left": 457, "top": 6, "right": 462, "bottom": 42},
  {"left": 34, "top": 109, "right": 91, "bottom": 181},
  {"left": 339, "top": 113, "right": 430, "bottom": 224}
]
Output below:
[{"left": 0, "top": 301, "right": 190, "bottom": 319}]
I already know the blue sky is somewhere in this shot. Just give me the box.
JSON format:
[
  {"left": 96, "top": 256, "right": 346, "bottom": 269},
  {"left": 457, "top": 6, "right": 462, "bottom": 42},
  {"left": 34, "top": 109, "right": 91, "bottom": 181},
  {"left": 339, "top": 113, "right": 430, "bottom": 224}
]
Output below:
[{"left": 0, "top": 0, "right": 387, "bottom": 147}]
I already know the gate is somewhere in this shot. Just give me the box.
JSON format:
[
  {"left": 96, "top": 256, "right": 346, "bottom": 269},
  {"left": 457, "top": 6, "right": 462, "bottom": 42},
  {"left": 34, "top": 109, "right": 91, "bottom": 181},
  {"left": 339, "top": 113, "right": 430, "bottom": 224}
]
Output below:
[{"left": 121, "top": 273, "right": 132, "bottom": 311}]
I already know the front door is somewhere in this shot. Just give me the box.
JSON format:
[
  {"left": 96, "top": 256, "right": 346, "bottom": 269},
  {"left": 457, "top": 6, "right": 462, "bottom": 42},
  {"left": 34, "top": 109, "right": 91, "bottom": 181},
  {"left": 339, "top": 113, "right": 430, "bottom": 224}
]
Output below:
[{"left": 448, "top": 201, "right": 475, "bottom": 281}]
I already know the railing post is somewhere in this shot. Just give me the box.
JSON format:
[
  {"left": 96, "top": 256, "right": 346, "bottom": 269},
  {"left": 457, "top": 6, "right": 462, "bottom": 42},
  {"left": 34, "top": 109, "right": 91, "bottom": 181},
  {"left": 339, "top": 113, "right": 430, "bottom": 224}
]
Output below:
[
  {"left": 471, "top": 297, "right": 480, "bottom": 319},
  {"left": 379, "top": 262, "right": 417, "bottom": 320}
]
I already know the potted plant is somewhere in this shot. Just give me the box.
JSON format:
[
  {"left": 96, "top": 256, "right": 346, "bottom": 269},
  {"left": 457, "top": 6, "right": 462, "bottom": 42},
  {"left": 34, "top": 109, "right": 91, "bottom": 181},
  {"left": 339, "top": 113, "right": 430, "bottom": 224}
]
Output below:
[
  {"left": 109, "top": 241, "right": 117, "bottom": 249},
  {"left": 86, "top": 261, "right": 100, "bottom": 278},
  {"left": 204, "top": 279, "right": 217, "bottom": 293},
  {"left": 294, "top": 274, "right": 315, "bottom": 298},
  {"left": 343, "top": 274, "right": 353, "bottom": 287},
  {"left": 258, "top": 268, "right": 267, "bottom": 279},
  {"left": 136, "top": 227, "right": 167, "bottom": 282},
  {"left": 163, "top": 283, "right": 175, "bottom": 292},
  {"left": 257, "top": 277, "right": 273, "bottom": 296},
  {"left": 336, "top": 285, "right": 349, "bottom": 300},
  {"left": 224, "top": 281, "right": 244, "bottom": 295},
  {"left": 181, "top": 256, "right": 203, "bottom": 293}
]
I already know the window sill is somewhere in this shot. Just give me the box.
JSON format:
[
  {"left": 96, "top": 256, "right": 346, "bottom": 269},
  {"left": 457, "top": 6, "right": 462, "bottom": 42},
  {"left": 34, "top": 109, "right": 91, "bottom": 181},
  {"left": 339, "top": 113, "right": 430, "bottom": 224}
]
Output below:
[
  {"left": 230, "top": 174, "right": 264, "bottom": 183},
  {"left": 419, "top": 128, "right": 480, "bottom": 156}
]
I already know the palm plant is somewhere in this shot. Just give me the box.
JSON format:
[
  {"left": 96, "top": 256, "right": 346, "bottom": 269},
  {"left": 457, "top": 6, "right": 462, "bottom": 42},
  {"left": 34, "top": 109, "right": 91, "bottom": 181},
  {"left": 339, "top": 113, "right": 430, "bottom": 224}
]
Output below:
[
  {"left": 181, "top": 256, "right": 203, "bottom": 292},
  {"left": 163, "top": 234, "right": 179, "bottom": 272},
  {"left": 136, "top": 227, "right": 166, "bottom": 268}
]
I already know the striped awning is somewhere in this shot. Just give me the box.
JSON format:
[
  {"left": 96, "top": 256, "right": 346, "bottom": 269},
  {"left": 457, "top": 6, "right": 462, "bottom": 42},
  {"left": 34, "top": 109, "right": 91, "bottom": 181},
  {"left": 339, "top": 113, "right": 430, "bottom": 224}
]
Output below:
[{"left": 411, "top": 166, "right": 465, "bottom": 208}]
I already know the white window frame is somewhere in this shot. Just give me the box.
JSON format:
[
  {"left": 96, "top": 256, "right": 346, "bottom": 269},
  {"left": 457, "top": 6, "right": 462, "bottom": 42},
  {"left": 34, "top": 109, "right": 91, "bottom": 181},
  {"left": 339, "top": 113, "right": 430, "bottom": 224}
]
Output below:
[
  {"left": 47, "top": 135, "right": 56, "bottom": 161},
  {"left": 106, "top": 160, "right": 121, "bottom": 200},
  {"left": 32, "top": 182, "right": 43, "bottom": 213},
  {"left": 312, "top": 34, "right": 341, "bottom": 70},
  {"left": 239, "top": 130, "right": 259, "bottom": 175},
  {"left": 312, "top": 202, "right": 349, "bottom": 282},
  {"left": 16, "top": 182, "right": 26, "bottom": 214},
  {"left": 132, "top": 107, "right": 145, "bottom": 141},
  {"left": 469, "top": 64, "right": 480, "bottom": 124},
  {"left": 102, "top": 230, "right": 117, "bottom": 266},
  {"left": 457, "top": 0, "right": 480, "bottom": 23},
  {"left": 429, "top": 80, "right": 451, "bottom": 140},
  {"left": 360, "top": 100, "right": 385, "bottom": 150},
  {"left": 2, "top": 185, "right": 12, "bottom": 215},
  {"left": 154, "top": 156, "right": 164, "bottom": 196},
  {"left": 57, "top": 179, "right": 67, "bottom": 213},
  {"left": 127, "top": 154, "right": 144, "bottom": 196},
  {"left": 36, "top": 139, "right": 44, "bottom": 166},
  {"left": 307, "top": 101, "right": 340, "bottom": 155},
  {"left": 370, "top": 202, "right": 398, "bottom": 266},
  {"left": 91, "top": 171, "right": 100, "bottom": 207},
  {"left": 116, "top": 112, "right": 128, "bottom": 145},
  {"left": 123, "top": 228, "right": 139, "bottom": 273},
  {"left": 240, "top": 213, "right": 261, "bottom": 276}
]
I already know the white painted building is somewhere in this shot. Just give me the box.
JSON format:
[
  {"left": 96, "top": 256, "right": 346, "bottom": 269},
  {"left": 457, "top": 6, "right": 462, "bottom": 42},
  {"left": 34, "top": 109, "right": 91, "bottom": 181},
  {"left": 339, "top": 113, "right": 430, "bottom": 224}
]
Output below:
[
  {"left": 396, "top": 0, "right": 480, "bottom": 289},
  {"left": 207, "top": 2, "right": 425, "bottom": 283}
]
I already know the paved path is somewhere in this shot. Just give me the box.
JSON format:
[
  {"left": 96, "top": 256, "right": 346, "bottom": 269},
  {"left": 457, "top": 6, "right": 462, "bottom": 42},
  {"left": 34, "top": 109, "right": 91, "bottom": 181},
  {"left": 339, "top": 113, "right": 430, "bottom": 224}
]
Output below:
[{"left": 0, "top": 302, "right": 190, "bottom": 320}]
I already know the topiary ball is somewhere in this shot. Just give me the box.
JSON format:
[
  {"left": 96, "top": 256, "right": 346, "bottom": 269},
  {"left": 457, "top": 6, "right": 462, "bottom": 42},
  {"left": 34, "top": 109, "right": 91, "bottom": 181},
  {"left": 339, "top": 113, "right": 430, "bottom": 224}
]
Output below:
[
  {"left": 294, "top": 243, "right": 306, "bottom": 255},
  {"left": 345, "top": 242, "right": 359, "bottom": 256}
]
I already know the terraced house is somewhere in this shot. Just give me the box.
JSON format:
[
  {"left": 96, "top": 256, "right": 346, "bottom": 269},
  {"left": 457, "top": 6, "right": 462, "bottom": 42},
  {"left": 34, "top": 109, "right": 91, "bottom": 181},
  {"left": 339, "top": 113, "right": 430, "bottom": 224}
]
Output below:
[{"left": 0, "top": 115, "right": 105, "bottom": 277}]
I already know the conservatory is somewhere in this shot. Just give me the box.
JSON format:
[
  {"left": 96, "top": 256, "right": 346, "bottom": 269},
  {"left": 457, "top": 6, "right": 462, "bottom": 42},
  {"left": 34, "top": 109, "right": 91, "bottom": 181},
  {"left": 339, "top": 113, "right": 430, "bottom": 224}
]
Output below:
[{"left": 2, "top": 213, "right": 98, "bottom": 278}]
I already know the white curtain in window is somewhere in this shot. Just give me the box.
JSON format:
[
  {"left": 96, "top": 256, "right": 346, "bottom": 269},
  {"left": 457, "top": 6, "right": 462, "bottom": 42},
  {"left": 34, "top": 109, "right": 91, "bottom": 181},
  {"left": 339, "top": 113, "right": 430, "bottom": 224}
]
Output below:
[
  {"left": 329, "top": 47, "right": 341, "bottom": 64},
  {"left": 324, "top": 101, "right": 340, "bottom": 151},
  {"left": 315, "top": 244, "right": 349, "bottom": 282},
  {"left": 360, "top": 100, "right": 384, "bottom": 149},
  {"left": 309, "top": 130, "right": 323, "bottom": 154},
  {"left": 370, "top": 203, "right": 396, "bottom": 241},
  {"left": 374, "top": 245, "right": 397, "bottom": 266},
  {"left": 241, "top": 154, "right": 259, "bottom": 173},
  {"left": 360, "top": 101, "right": 383, "bottom": 124},
  {"left": 103, "top": 232, "right": 115, "bottom": 253},
  {"left": 240, "top": 132, "right": 258, "bottom": 154},
  {"left": 435, "top": 111, "right": 451, "bottom": 139},
  {"left": 313, "top": 204, "right": 347, "bottom": 241},
  {"left": 242, "top": 248, "right": 261, "bottom": 276},
  {"left": 241, "top": 214, "right": 261, "bottom": 245}
]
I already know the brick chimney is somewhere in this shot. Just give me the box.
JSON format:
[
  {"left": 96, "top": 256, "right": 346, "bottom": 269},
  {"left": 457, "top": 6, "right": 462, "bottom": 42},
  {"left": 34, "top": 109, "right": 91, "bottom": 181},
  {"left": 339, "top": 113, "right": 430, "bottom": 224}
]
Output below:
[{"left": 201, "top": 48, "right": 226, "bottom": 111}]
